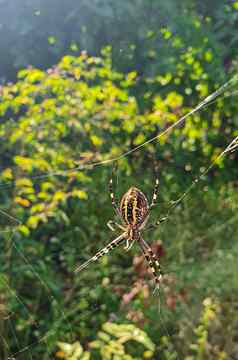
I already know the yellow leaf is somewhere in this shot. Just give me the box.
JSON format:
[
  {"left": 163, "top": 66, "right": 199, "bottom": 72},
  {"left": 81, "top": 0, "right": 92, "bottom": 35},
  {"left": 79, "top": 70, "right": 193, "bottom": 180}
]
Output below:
[
  {"left": 38, "top": 191, "right": 50, "bottom": 200},
  {"left": 27, "top": 215, "right": 40, "bottom": 229},
  {"left": 14, "top": 156, "right": 33, "bottom": 171},
  {"left": 166, "top": 92, "right": 183, "bottom": 108},
  {"left": 90, "top": 135, "right": 103, "bottom": 146},
  {"left": 15, "top": 196, "right": 30, "bottom": 207},
  {"left": 133, "top": 133, "right": 146, "bottom": 145},
  {"left": 30, "top": 203, "right": 45, "bottom": 214},
  {"left": 16, "top": 178, "right": 33, "bottom": 187},
  {"left": 144, "top": 350, "right": 153, "bottom": 358},
  {"left": 1, "top": 168, "right": 13, "bottom": 180},
  {"left": 53, "top": 191, "right": 66, "bottom": 202},
  {"left": 72, "top": 190, "right": 88, "bottom": 199},
  {"left": 19, "top": 225, "right": 30, "bottom": 236},
  {"left": 55, "top": 350, "right": 66, "bottom": 358},
  {"left": 127, "top": 71, "right": 137, "bottom": 81},
  {"left": 204, "top": 50, "right": 213, "bottom": 62},
  {"left": 233, "top": 1, "right": 238, "bottom": 10},
  {"left": 41, "top": 182, "right": 54, "bottom": 191}
]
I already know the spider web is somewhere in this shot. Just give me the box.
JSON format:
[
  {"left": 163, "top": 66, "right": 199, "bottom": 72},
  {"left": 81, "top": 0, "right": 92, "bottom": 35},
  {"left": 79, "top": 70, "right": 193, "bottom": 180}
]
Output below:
[
  {"left": 1, "top": 76, "right": 238, "bottom": 359},
  {"left": 0, "top": 69, "right": 237, "bottom": 360}
]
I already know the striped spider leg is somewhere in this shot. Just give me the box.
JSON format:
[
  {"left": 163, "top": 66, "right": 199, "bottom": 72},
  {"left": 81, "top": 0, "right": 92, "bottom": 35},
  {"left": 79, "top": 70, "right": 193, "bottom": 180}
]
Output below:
[
  {"left": 145, "top": 215, "right": 168, "bottom": 231},
  {"left": 74, "top": 176, "right": 128, "bottom": 274},
  {"left": 109, "top": 172, "right": 132, "bottom": 249},
  {"left": 138, "top": 237, "right": 163, "bottom": 290},
  {"left": 74, "top": 232, "right": 127, "bottom": 273},
  {"left": 109, "top": 166, "right": 121, "bottom": 217},
  {"left": 107, "top": 220, "right": 126, "bottom": 233},
  {"left": 150, "top": 177, "right": 159, "bottom": 209}
]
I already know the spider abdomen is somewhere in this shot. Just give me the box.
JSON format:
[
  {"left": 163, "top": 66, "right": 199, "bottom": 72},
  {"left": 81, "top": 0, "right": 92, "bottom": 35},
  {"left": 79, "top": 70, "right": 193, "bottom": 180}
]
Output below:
[{"left": 120, "top": 187, "right": 149, "bottom": 227}]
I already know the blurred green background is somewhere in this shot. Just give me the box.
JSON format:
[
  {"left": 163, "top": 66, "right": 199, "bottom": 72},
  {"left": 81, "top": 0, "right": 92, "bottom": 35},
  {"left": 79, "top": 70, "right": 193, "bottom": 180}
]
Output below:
[{"left": 0, "top": 1, "right": 238, "bottom": 359}]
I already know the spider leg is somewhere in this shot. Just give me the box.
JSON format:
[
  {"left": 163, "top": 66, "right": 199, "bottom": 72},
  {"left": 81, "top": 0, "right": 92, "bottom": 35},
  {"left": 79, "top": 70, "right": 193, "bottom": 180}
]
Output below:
[
  {"left": 107, "top": 220, "right": 126, "bottom": 232},
  {"left": 74, "top": 233, "right": 127, "bottom": 273},
  {"left": 145, "top": 216, "right": 168, "bottom": 231},
  {"left": 109, "top": 169, "right": 121, "bottom": 216},
  {"left": 138, "top": 237, "right": 163, "bottom": 289},
  {"left": 124, "top": 237, "right": 136, "bottom": 251},
  {"left": 150, "top": 178, "right": 159, "bottom": 209}
]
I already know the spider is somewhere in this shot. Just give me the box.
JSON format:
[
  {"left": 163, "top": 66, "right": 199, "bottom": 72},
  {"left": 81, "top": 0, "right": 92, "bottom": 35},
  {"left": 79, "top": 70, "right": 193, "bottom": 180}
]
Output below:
[{"left": 74, "top": 173, "right": 167, "bottom": 290}]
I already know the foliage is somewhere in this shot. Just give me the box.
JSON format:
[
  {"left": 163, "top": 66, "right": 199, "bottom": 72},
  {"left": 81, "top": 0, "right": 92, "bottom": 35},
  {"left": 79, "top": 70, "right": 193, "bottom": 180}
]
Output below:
[
  {"left": 0, "top": 47, "right": 237, "bottom": 236},
  {"left": 56, "top": 322, "right": 155, "bottom": 360},
  {"left": 57, "top": 341, "right": 90, "bottom": 360},
  {"left": 187, "top": 298, "right": 223, "bottom": 360},
  {"left": 90, "top": 322, "right": 155, "bottom": 360},
  {"left": 55, "top": 297, "right": 236, "bottom": 360},
  {"left": 0, "top": 0, "right": 238, "bottom": 83},
  {"left": 0, "top": 2, "right": 237, "bottom": 359}
]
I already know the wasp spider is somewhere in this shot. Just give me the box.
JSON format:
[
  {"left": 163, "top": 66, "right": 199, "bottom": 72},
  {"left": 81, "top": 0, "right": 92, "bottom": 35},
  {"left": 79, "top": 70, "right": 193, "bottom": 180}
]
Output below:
[{"left": 75, "top": 174, "right": 166, "bottom": 290}]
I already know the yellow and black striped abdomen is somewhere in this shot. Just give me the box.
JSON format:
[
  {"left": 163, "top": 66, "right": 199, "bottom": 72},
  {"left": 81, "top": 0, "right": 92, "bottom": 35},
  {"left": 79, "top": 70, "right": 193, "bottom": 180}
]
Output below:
[{"left": 120, "top": 187, "right": 149, "bottom": 227}]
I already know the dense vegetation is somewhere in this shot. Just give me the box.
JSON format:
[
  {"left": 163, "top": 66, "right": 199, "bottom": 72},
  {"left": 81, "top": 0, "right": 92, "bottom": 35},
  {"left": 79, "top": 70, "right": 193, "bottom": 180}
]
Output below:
[
  {"left": 0, "top": 1, "right": 238, "bottom": 359},
  {"left": 1, "top": 0, "right": 238, "bottom": 82}
]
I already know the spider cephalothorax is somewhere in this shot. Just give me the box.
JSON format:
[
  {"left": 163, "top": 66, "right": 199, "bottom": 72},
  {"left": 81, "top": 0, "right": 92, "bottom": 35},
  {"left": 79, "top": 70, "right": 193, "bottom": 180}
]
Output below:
[{"left": 75, "top": 175, "right": 165, "bottom": 290}]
